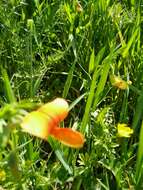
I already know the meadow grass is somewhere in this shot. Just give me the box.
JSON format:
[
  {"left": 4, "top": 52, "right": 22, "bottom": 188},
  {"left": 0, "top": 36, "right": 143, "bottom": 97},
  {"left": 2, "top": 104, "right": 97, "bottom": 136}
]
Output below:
[{"left": 0, "top": 0, "right": 143, "bottom": 189}]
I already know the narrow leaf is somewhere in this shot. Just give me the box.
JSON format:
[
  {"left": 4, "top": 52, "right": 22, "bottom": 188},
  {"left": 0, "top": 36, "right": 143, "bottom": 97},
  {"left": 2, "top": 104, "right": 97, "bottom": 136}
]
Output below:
[{"left": 1, "top": 68, "right": 16, "bottom": 103}]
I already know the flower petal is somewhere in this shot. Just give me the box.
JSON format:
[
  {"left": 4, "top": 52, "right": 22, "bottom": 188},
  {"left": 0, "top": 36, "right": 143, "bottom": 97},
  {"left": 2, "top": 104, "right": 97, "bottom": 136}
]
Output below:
[
  {"left": 21, "top": 98, "right": 85, "bottom": 148},
  {"left": 21, "top": 111, "right": 55, "bottom": 139},
  {"left": 50, "top": 127, "right": 85, "bottom": 148},
  {"left": 117, "top": 123, "right": 133, "bottom": 138},
  {"left": 110, "top": 75, "right": 129, "bottom": 90},
  {"left": 38, "top": 98, "right": 69, "bottom": 124}
]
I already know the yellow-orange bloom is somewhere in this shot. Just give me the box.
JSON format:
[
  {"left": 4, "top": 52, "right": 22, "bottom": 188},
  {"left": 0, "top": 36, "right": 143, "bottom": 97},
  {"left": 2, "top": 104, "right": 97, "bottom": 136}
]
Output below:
[
  {"left": 117, "top": 123, "right": 133, "bottom": 138},
  {"left": 21, "top": 98, "right": 85, "bottom": 148},
  {"left": 21, "top": 111, "right": 53, "bottom": 140},
  {"left": 38, "top": 98, "right": 69, "bottom": 123},
  {"left": 76, "top": 2, "right": 83, "bottom": 13},
  {"left": 110, "top": 75, "right": 131, "bottom": 90},
  {"left": 50, "top": 127, "right": 84, "bottom": 148}
]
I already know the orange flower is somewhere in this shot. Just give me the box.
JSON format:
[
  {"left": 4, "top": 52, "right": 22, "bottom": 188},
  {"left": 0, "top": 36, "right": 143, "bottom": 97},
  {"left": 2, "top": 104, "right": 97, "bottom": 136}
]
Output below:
[
  {"left": 110, "top": 75, "right": 132, "bottom": 90},
  {"left": 21, "top": 98, "right": 85, "bottom": 148}
]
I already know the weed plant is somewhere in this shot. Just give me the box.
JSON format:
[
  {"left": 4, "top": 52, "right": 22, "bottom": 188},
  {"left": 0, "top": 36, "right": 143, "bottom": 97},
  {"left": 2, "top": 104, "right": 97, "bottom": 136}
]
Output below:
[{"left": 0, "top": 0, "right": 143, "bottom": 189}]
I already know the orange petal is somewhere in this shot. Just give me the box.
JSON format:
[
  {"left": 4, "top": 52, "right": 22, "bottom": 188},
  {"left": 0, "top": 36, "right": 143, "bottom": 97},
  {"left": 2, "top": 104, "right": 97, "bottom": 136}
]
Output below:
[
  {"left": 38, "top": 98, "right": 69, "bottom": 124},
  {"left": 21, "top": 111, "right": 55, "bottom": 140},
  {"left": 50, "top": 127, "right": 85, "bottom": 148}
]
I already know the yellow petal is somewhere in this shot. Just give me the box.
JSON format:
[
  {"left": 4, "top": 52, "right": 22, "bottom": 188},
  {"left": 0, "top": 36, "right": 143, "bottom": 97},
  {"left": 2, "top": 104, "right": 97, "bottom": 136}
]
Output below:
[
  {"left": 50, "top": 127, "right": 85, "bottom": 148},
  {"left": 110, "top": 75, "right": 129, "bottom": 90},
  {"left": 76, "top": 2, "right": 83, "bottom": 12},
  {"left": 38, "top": 98, "right": 69, "bottom": 124},
  {"left": 21, "top": 111, "right": 55, "bottom": 140},
  {"left": 117, "top": 123, "right": 133, "bottom": 138},
  {"left": 0, "top": 170, "right": 6, "bottom": 181}
]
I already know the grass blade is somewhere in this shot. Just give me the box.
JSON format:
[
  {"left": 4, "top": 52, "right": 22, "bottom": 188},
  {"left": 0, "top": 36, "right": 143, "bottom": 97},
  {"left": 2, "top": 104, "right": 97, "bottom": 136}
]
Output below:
[
  {"left": 132, "top": 92, "right": 143, "bottom": 132},
  {"left": 92, "top": 60, "right": 110, "bottom": 110},
  {"left": 48, "top": 136, "right": 72, "bottom": 175},
  {"left": 135, "top": 120, "right": 143, "bottom": 188},
  {"left": 88, "top": 48, "right": 95, "bottom": 74},
  {"left": 81, "top": 47, "right": 105, "bottom": 133},
  {"left": 68, "top": 92, "right": 87, "bottom": 111},
  {"left": 1, "top": 68, "right": 16, "bottom": 103},
  {"left": 62, "top": 61, "right": 76, "bottom": 98}
]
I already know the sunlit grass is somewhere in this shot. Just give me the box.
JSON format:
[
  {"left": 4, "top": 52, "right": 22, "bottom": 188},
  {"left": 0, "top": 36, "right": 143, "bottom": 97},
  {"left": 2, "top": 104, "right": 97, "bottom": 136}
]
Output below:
[{"left": 0, "top": 0, "right": 143, "bottom": 189}]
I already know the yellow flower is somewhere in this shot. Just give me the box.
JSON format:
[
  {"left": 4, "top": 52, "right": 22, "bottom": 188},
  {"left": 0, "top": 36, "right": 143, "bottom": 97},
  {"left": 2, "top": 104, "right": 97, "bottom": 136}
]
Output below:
[
  {"left": 110, "top": 75, "right": 131, "bottom": 90},
  {"left": 0, "top": 170, "right": 6, "bottom": 181},
  {"left": 117, "top": 123, "right": 133, "bottom": 137},
  {"left": 21, "top": 98, "right": 85, "bottom": 148},
  {"left": 76, "top": 2, "right": 83, "bottom": 13}
]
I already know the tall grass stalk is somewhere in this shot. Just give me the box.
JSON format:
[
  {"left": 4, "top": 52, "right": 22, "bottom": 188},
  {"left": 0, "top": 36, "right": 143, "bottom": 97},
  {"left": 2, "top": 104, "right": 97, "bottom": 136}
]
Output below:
[{"left": 135, "top": 120, "right": 143, "bottom": 189}]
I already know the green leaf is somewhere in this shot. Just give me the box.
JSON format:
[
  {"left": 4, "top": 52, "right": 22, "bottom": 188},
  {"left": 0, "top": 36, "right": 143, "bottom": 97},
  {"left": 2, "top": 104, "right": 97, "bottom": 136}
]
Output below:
[
  {"left": 135, "top": 120, "right": 143, "bottom": 187},
  {"left": 81, "top": 47, "right": 105, "bottom": 133},
  {"left": 88, "top": 48, "right": 95, "bottom": 74},
  {"left": 62, "top": 62, "right": 76, "bottom": 98},
  {"left": 1, "top": 68, "right": 16, "bottom": 103},
  {"left": 122, "top": 29, "right": 139, "bottom": 58},
  {"left": 48, "top": 136, "right": 72, "bottom": 175}
]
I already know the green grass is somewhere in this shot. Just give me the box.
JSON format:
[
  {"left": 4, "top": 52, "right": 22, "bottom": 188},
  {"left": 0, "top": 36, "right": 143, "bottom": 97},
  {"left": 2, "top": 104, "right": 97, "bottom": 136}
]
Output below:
[{"left": 0, "top": 0, "right": 143, "bottom": 189}]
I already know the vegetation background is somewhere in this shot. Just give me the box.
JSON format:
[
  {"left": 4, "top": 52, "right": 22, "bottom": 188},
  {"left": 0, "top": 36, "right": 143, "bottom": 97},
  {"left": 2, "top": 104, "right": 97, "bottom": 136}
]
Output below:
[{"left": 0, "top": 0, "right": 143, "bottom": 189}]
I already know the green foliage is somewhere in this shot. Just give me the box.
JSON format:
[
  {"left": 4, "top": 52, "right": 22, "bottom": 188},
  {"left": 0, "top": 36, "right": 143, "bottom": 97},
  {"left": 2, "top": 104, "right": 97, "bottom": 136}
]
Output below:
[{"left": 0, "top": 0, "right": 143, "bottom": 189}]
